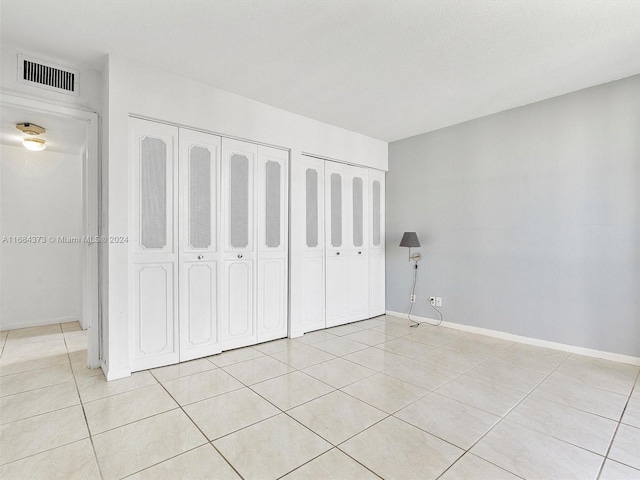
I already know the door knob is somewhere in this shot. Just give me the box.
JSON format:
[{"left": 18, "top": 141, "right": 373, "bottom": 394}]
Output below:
[
  {"left": 237, "top": 254, "right": 243, "bottom": 259},
  {"left": 197, "top": 255, "right": 204, "bottom": 260},
  {"left": 358, "top": 251, "right": 362, "bottom": 255},
  {"left": 336, "top": 252, "right": 340, "bottom": 255}
]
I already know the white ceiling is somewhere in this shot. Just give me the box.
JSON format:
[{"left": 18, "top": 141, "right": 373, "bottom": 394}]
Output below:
[{"left": 2, "top": 0, "right": 639, "bottom": 142}]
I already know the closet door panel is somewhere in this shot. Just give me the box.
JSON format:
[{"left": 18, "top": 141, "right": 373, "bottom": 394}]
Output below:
[
  {"left": 179, "top": 129, "right": 222, "bottom": 361},
  {"left": 369, "top": 170, "right": 386, "bottom": 317},
  {"left": 290, "top": 155, "right": 325, "bottom": 336},
  {"left": 221, "top": 138, "right": 257, "bottom": 349},
  {"left": 346, "top": 166, "right": 369, "bottom": 322},
  {"left": 257, "top": 146, "right": 288, "bottom": 342},
  {"left": 325, "top": 254, "right": 348, "bottom": 327},
  {"left": 130, "top": 118, "right": 179, "bottom": 371}
]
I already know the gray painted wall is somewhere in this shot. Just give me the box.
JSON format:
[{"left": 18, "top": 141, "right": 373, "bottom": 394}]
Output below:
[{"left": 386, "top": 74, "right": 640, "bottom": 357}]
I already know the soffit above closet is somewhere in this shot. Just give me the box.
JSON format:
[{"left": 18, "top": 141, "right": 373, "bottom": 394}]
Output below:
[{"left": 2, "top": 0, "right": 639, "bottom": 142}]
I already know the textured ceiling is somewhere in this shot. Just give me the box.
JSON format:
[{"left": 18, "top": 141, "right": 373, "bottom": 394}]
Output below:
[{"left": 2, "top": 0, "right": 639, "bottom": 142}]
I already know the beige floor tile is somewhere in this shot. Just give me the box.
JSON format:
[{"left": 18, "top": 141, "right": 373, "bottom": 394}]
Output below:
[
  {"left": 77, "top": 370, "right": 157, "bottom": 403},
  {"left": 84, "top": 383, "right": 178, "bottom": 434},
  {"left": 251, "top": 371, "right": 334, "bottom": 410},
  {"left": 470, "top": 420, "right": 603, "bottom": 480},
  {"left": 209, "top": 346, "right": 264, "bottom": 367},
  {"left": 343, "top": 330, "right": 396, "bottom": 346},
  {"left": 435, "top": 373, "right": 526, "bottom": 416},
  {"left": 325, "top": 324, "right": 365, "bottom": 336},
  {"left": 407, "top": 326, "right": 468, "bottom": 347},
  {"left": 292, "top": 330, "right": 338, "bottom": 346},
  {"left": 61, "top": 321, "right": 82, "bottom": 333},
  {"left": 342, "top": 373, "right": 428, "bottom": 413},
  {"left": 352, "top": 318, "right": 387, "bottom": 330},
  {"left": 0, "top": 405, "right": 88, "bottom": 465},
  {"left": 622, "top": 396, "right": 640, "bottom": 428},
  {"left": 439, "top": 453, "right": 520, "bottom": 480},
  {"left": 93, "top": 409, "right": 207, "bottom": 480},
  {"left": 289, "top": 390, "right": 387, "bottom": 444},
  {"left": 282, "top": 448, "right": 379, "bottom": 480},
  {"left": 4, "top": 332, "right": 64, "bottom": 346},
  {"left": 64, "top": 336, "right": 88, "bottom": 353},
  {"left": 531, "top": 374, "right": 629, "bottom": 420},
  {"left": 0, "top": 438, "right": 100, "bottom": 480},
  {"left": 184, "top": 387, "right": 279, "bottom": 440},
  {"left": 437, "top": 338, "right": 508, "bottom": 360},
  {"left": 0, "top": 363, "right": 73, "bottom": 397},
  {"left": 0, "top": 381, "right": 79, "bottom": 424},
  {"left": 599, "top": 459, "right": 640, "bottom": 480},
  {"left": 0, "top": 352, "right": 70, "bottom": 376},
  {"left": 126, "top": 444, "right": 240, "bottom": 479},
  {"left": 384, "top": 360, "right": 459, "bottom": 390},
  {"left": 343, "top": 347, "right": 408, "bottom": 372},
  {"left": 376, "top": 337, "right": 438, "bottom": 359},
  {"left": 253, "top": 338, "right": 302, "bottom": 355},
  {"left": 553, "top": 355, "right": 638, "bottom": 396},
  {"left": 416, "top": 348, "right": 485, "bottom": 375},
  {"left": 270, "top": 345, "right": 336, "bottom": 370},
  {"left": 608, "top": 423, "right": 640, "bottom": 470},
  {"left": 1, "top": 338, "right": 68, "bottom": 359},
  {"left": 465, "top": 359, "right": 547, "bottom": 393},
  {"left": 71, "top": 361, "right": 105, "bottom": 379},
  {"left": 5, "top": 324, "right": 61, "bottom": 339},
  {"left": 311, "top": 336, "right": 369, "bottom": 357},
  {"left": 151, "top": 358, "right": 217, "bottom": 382},
  {"left": 341, "top": 416, "right": 463, "bottom": 480},
  {"left": 395, "top": 393, "right": 499, "bottom": 449},
  {"left": 222, "top": 355, "right": 294, "bottom": 385},
  {"left": 506, "top": 396, "right": 617, "bottom": 454},
  {"left": 162, "top": 368, "right": 243, "bottom": 405},
  {"left": 369, "top": 322, "right": 414, "bottom": 338},
  {"left": 302, "top": 357, "right": 376, "bottom": 389},
  {"left": 213, "top": 414, "right": 331, "bottom": 480},
  {"left": 492, "top": 343, "right": 569, "bottom": 374}
]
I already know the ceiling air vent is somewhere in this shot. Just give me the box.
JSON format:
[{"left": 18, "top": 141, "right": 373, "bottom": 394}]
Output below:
[{"left": 17, "top": 54, "right": 79, "bottom": 96}]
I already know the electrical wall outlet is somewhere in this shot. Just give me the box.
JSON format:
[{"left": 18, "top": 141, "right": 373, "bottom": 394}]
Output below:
[
  {"left": 429, "top": 297, "right": 436, "bottom": 306},
  {"left": 410, "top": 293, "right": 416, "bottom": 303},
  {"left": 436, "top": 297, "right": 442, "bottom": 307}
]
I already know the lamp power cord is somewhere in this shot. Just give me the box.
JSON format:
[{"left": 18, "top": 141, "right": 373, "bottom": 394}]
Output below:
[{"left": 407, "top": 262, "right": 443, "bottom": 327}]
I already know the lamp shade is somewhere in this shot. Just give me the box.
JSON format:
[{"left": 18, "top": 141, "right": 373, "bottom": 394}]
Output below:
[{"left": 399, "top": 232, "right": 420, "bottom": 248}]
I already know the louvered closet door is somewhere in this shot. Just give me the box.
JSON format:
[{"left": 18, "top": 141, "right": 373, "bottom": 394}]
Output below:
[
  {"left": 220, "top": 138, "right": 257, "bottom": 350},
  {"left": 346, "top": 166, "right": 369, "bottom": 322},
  {"left": 290, "top": 155, "right": 325, "bottom": 336},
  {"left": 256, "top": 146, "right": 288, "bottom": 342},
  {"left": 325, "top": 161, "right": 350, "bottom": 327},
  {"left": 369, "top": 169, "right": 386, "bottom": 316},
  {"left": 178, "top": 129, "right": 222, "bottom": 361},
  {"left": 130, "top": 118, "right": 179, "bottom": 371}
]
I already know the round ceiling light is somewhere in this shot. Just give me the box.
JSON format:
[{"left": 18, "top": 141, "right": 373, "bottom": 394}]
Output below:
[{"left": 23, "top": 137, "right": 47, "bottom": 151}]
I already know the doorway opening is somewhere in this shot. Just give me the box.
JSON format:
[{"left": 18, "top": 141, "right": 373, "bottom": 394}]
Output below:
[{"left": 0, "top": 93, "right": 100, "bottom": 369}]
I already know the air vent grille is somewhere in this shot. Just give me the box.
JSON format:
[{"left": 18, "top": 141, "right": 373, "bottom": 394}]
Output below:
[{"left": 17, "top": 54, "right": 79, "bottom": 96}]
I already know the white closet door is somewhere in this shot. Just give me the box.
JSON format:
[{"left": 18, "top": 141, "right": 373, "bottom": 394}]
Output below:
[
  {"left": 256, "top": 146, "right": 288, "bottom": 343},
  {"left": 220, "top": 138, "right": 257, "bottom": 349},
  {"left": 130, "top": 118, "right": 179, "bottom": 371},
  {"left": 347, "top": 166, "right": 369, "bottom": 322},
  {"left": 178, "top": 129, "right": 222, "bottom": 361},
  {"left": 369, "top": 169, "right": 386, "bottom": 316},
  {"left": 325, "top": 162, "right": 350, "bottom": 327},
  {"left": 290, "top": 155, "right": 325, "bottom": 336}
]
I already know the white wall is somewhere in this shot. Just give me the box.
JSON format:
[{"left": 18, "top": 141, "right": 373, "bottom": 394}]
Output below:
[
  {"left": 103, "top": 55, "right": 388, "bottom": 378},
  {"left": 0, "top": 145, "right": 83, "bottom": 330}
]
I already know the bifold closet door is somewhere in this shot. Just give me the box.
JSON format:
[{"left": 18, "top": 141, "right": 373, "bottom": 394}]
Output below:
[
  {"left": 130, "top": 118, "right": 179, "bottom": 371},
  {"left": 324, "top": 162, "right": 350, "bottom": 327},
  {"left": 290, "top": 155, "right": 325, "bottom": 336},
  {"left": 347, "top": 166, "right": 369, "bottom": 322},
  {"left": 220, "top": 138, "right": 257, "bottom": 350},
  {"left": 178, "top": 129, "right": 222, "bottom": 361},
  {"left": 369, "top": 169, "right": 386, "bottom": 317},
  {"left": 257, "top": 146, "right": 288, "bottom": 342}
]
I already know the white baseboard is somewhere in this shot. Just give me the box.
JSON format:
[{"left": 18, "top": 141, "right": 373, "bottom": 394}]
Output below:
[
  {"left": 0, "top": 316, "right": 80, "bottom": 332},
  {"left": 385, "top": 310, "right": 640, "bottom": 367}
]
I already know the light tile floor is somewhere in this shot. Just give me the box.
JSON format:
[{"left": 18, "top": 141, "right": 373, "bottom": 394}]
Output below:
[{"left": 0, "top": 316, "right": 639, "bottom": 479}]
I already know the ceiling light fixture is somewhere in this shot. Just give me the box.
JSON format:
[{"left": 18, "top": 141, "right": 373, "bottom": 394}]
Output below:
[
  {"left": 16, "top": 122, "right": 46, "bottom": 135},
  {"left": 23, "top": 137, "right": 47, "bottom": 151}
]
